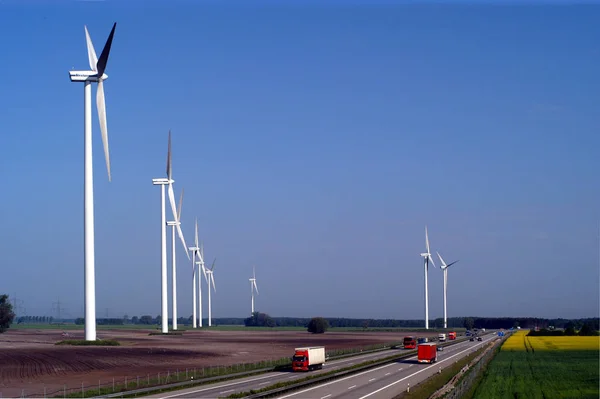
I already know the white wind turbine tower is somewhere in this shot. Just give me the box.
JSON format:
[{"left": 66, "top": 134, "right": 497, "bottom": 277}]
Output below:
[
  {"left": 188, "top": 219, "right": 200, "bottom": 328},
  {"left": 419, "top": 226, "right": 436, "bottom": 330},
  {"left": 167, "top": 187, "right": 189, "bottom": 331},
  {"left": 68, "top": 23, "right": 117, "bottom": 341},
  {"left": 249, "top": 266, "right": 259, "bottom": 315},
  {"left": 437, "top": 251, "right": 459, "bottom": 329},
  {"left": 196, "top": 241, "right": 207, "bottom": 327},
  {"left": 205, "top": 258, "right": 217, "bottom": 327},
  {"left": 152, "top": 131, "right": 189, "bottom": 334}
]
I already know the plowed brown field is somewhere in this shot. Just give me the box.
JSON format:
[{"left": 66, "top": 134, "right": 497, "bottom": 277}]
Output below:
[{"left": 0, "top": 328, "right": 440, "bottom": 397}]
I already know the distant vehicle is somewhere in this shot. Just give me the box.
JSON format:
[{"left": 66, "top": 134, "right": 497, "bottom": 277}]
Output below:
[
  {"left": 417, "top": 337, "right": 428, "bottom": 344},
  {"left": 403, "top": 336, "right": 417, "bottom": 349},
  {"left": 448, "top": 332, "right": 457, "bottom": 340},
  {"left": 469, "top": 337, "right": 475, "bottom": 341},
  {"left": 438, "top": 333, "right": 447, "bottom": 342},
  {"left": 481, "top": 328, "right": 486, "bottom": 332},
  {"left": 477, "top": 336, "right": 483, "bottom": 341},
  {"left": 437, "top": 345, "right": 444, "bottom": 351},
  {"left": 292, "top": 347, "right": 325, "bottom": 371},
  {"left": 465, "top": 331, "right": 472, "bottom": 336},
  {"left": 498, "top": 331, "right": 505, "bottom": 337},
  {"left": 417, "top": 343, "right": 437, "bottom": 363}
]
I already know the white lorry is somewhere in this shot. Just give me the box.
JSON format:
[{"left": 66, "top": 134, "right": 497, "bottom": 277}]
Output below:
[{"left": 438, "top": 333, "right": 447, "bottom": 342}]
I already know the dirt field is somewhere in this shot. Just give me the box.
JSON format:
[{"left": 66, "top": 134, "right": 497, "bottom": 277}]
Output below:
[{"left": 0, "top": 328, "right": 440, "bottom": 397}]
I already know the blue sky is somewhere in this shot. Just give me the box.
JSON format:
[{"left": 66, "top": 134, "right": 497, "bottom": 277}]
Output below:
[{"left": 0, "top": 1, "right": 598, "bottom": 321}]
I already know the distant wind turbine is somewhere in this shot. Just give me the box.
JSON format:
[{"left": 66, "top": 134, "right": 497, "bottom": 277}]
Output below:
[
  {"left": 68, "top": 22, "right": 117, "bottom": 341},
  {"left": 167, "top": 187, "right": 189, "bottom": 331},
  {"left": 188, "top": 219, "right": 202, "bottom": 329},
  {"left": 419, "top": 226, "right": 436, "bottom": 330},
  {"left": 197, "top": 241, "right": 207, "bottom": 327},
  {"left": 205, "top": 258, "right": 217, "bottom": 327},
  {"left": 152, "top": 131, "right": 189, "bottom": 334},
  {"left": 437, "top": 251, "right": 459, "bottom": 329},
  {"left": 249, "top": 266, "right": 259, "bottom": 315}
]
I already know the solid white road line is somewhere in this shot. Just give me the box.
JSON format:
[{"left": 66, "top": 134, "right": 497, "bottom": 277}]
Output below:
[
  {"left": 369, "top": 378, "right": 376, "bottom": 382},
  {"left": 348, "top": 385, "right": 357, "bottom": 390},
  {"left": 320, "top": 395, "right": 332, "bottom": 399},
  {"left": 276, "top": 363, "right": 395, "bottom": 399},
  {"left": 275, "top": 340, "right": 479, "bottom": 399},
  {"left": 358, "top": 337, "right": 496, "bottom": 399},
  {"left": 385, "top": 373, "right": 391, "bottom": 376},
  {"left": 259, "top": 381, "right": 271, "bottom": 385},
  {"left": 157, "top": 373, "right": 278, "bottom": 398},
  {"left": 219, "top": 389, "right": 234, "bottom": 394}
]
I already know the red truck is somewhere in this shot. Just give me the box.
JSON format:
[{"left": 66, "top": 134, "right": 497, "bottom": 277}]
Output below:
[
  {"left": 403, "top": 336, "right": 417, "bottom": 349},
  {"left": 417, "top": 342, "right": 437, "bottom": 363},
  {"left": 448, "top": 332, "right": 457, "bottom": 340},
  {"left": 292, "top": 346, "right": 326, "bottom": 371}
]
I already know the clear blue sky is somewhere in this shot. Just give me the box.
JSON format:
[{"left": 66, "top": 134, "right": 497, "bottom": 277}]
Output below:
[{"left": 0, "top": 0, "right": 598, "bottom": 320}]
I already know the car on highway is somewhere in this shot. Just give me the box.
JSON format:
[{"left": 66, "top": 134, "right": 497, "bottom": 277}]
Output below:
[
  {"left": 477, "top": 336, "right": 483, "bottom": 341},
  {"left": 437, "top": 345, "right": 444, "bottom": 351},
  {"left": 469, "top": 337, "right": 475, "bottom": 341}
]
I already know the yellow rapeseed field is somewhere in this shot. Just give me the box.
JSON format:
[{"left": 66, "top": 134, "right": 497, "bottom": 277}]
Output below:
[{"left": 501, "top": 329, "right": 600, "bottom": 351}]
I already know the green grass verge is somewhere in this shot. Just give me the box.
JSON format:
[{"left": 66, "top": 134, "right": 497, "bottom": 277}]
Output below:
[
  {"left": 55, "top": 339, "right": 120, "bottom": 346},
  {"left": 470, "top": 349, "right": 600, "bottom": 398},
  {"left": 398, "top": 347, "right": 484, "bottom": 399},
  {"left": 148, "top": 332, "right": 184, "bottom": 336}
]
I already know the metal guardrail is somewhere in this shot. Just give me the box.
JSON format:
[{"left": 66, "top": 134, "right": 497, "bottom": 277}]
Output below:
[
  {"left": 242, "top": 334, "right": 488, "bottom": 399},
  {"left": 94, "top": 336, "right": 473, "bottom": 399},
  {"left": 92, "top": 342, "right": 405, "bottom": 398}
]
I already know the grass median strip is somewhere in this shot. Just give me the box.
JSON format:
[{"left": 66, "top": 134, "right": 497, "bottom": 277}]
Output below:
[{"left": 225, "top": 350, "right": 419, "bottom": 398}]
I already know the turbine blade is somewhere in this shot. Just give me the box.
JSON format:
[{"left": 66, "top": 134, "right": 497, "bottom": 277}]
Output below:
[
  {"left": 177, "top": 188, "right": 184, "bottom": 221},
  {"left": 96, "top": 79, "right": 111, "bottom": 181},
  {"left": 436, "top": 251, "right": 447, "bottom": 268},
  {"left": 253, "top": 265, "right": 256, "bottom": 279},
  {"left": 446, "top": 260, "right": 459, "bottom": 268},
  {"left": 211, "top": 274, "right": 216, "bottom": 292},
  {"left": 166, "top": 130, "right": 172, "bottom": 179},
  {"left": 168, "top": 184, "right": 190, "bottom": 259},
  {"left": 253, "top": 280, "right": 259, "bottom": 295},
  {"left": 429, "top": 254, "right": 436, "bottom": 268},
  {"left": 84, "top": 26, "right": 98, "bottom": 72},
  {"left": 425, "top": 226, "right": 430, "bottom": 254},
  {"left": 211, "top": 258, "right": 216, "bottom": 271},
  {"left": 194, "top": 218, "right": 199, "bottom": 247},
  {"left": 96, "top": 22, "right": 116, "bottom": 77},
  {"left": 201, "top": 263, "right": 208, "bottom": 282}
]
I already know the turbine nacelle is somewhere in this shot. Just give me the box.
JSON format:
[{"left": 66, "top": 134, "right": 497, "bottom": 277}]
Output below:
[{"left": 69, "top": 70, "right": 109, "bottom": 82}]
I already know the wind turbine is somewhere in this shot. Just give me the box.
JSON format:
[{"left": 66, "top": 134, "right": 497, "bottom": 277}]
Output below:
[
  {"left": 152, "top": 131, "right": 189, "bottom": 334},
  {"left": 188, "top": 219, "right": 200, "bottom": 329},
  {"left": 68, "top": 23, "right": 117, "bottom": 341},
  {"left": 249, "top": 266, "right": 259, "bottom": 315},
  {"left": 205, "top": 258, "right": 217, "bottom": 327},
  {"left": 167, "top": 188, "right": 189, "bottom": 330},
  {"left": 196, "top": 241, "right": 207, "bottom": 327},
  {"left": 437, "top": 251, "right": 459, "bottom": 329},
  {"left": 419, "top": 226, "right": 436, "bottom": 330}
]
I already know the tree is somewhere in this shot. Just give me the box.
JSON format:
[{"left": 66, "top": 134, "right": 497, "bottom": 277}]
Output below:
[
  {"left": 463, "top": 317, "right": 474, "bottom": 331},
  {"left": 131, "top": 316, "right": 139, "bottom": 324},
  {"left": 244, "top": 312, "right": 276, "bottom": 328},
  {"left": 75, "top": 318, "right": 85, "bottom": 325},
  {"left": 0, "top": 294, "right": 16, "bottom": 333},
  {"left": 578, "top": 323, "right": 597, "bottom": 336},
  {"left": 307, "top": 317, "right": 329, "bottom": 334},
  {"left": 564, "top": 322, "right": 576, "bottom": 336}
]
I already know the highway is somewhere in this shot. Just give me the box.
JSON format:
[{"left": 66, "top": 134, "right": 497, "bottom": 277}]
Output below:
[
  {"left": 275, "top": 332, "right": 497, "bottom": 399},
  {"left": 146, "top": 346, "right": 410, "bottom": 399},
  {"left": 145, "top": 334, "right": 494, "bottom": 399}
]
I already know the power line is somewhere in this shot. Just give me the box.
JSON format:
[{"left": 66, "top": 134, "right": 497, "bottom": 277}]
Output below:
[{"left": 52, "top": 298, "right": 67, "bottom": 323}]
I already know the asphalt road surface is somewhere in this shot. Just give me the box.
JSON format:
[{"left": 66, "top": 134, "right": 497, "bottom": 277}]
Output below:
[
  {"left": 146, "top": 346, "right": 410, "bottom": 399},
  {"left": 275, "top": 332, "right": 498, "bottom": 399}
]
